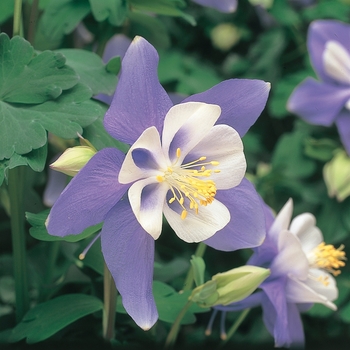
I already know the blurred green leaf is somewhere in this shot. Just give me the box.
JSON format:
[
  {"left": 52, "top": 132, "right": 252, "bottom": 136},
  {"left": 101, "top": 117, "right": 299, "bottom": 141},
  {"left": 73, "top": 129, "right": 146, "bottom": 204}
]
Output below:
[
  {"left": 106, "top": 56, "right": 121, "bottom": 75},
  {"left": 57, "top": 49, "right": 118, "bottom": 95},
  {"left": 304, "top": 138, "right": 338, "bottom": 162},
  {"left": 9, "top": 294, "right": 103, "bottom": 343},
  {"left": 269, "top": 0, "right": 300, "bottom": 26},
  {"left": 302, "top": 0, "right": 350, "bottom": 22},
  {"left": 130, "top": 0, "right": 195, "bottom": 25},
  {"left": 154, "top": 258, "right": 189, "bottom": 282},
  {"left": 272, "top": 129, "right": 316, "bottom": 179},
  {"left": 26, "top": 210, "right": 102, "bottom": 243},
  {"left": 39, "top": 0, "right": 90, "bottom": 42},
  {"left": 89, "top": 0, "right": 127, "bottom": 26},
  {"left": 117, "top": 281, "right": 208, "bottom": 324},
  {"left": 129, "top": 12, "right": 171, "bottom": 49},
  {"left": 269, "top": 70, "right": 312, "bottom": 119},
  {"left": 0, "top": 0, "right": 14, "bottom": 24}
]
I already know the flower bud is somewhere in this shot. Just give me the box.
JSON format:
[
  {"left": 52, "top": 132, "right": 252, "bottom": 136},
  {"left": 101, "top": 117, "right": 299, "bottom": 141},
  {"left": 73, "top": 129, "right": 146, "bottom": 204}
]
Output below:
[
  {"left": 211, "top": 23, "right": 240, "bottom": 51},
  {"left": 323, "top": 149, "right": 350, "bottom": 202},
  {"left": 50, "top": 146, "right": 97, "bottom": 176},
  {"left": 190, "top": 265, "right": 270, "bottom": 308}
]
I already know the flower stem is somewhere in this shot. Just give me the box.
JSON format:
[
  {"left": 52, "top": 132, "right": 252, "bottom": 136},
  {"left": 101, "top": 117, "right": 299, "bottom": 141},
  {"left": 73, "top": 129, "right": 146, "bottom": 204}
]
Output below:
[
  {"left": 8, "top": 166, "right": 30, "bottom": 322},
  {"left": 219, "top": 308, "right": 251, "bottom": 347},
  {"left": 27, "top": 0, "right": 39, "bottom": 44},
  {"left": 13, "top": 0, "right": 23, "bottom": 37},
  {"left": 103, "top": 262, "right": 118, "bottom": 341},
  {"left": 183, "top": 242, "right": 207, "bottom": 291},
  {"left": 164, "top": 300, "right": 193, "bottom": 349}
]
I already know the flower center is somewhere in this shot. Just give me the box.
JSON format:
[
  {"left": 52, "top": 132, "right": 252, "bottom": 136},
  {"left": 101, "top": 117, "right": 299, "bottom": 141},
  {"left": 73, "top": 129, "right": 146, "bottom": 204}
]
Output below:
[
  {"left": 156, "top": 147, "right": 220, "bottom": 220},
  {"left": 309, "top": 242, "right": 346, "bottom": 278}
]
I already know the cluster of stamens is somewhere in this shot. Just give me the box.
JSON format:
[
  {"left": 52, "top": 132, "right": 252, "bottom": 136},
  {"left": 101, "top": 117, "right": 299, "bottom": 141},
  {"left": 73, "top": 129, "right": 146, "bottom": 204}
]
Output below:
[
  {"left": 310, "top": 242, "right": 346, "bottom": 278},
  {"left": 156, "top": 148, "right": 220, "bottom": 220}
]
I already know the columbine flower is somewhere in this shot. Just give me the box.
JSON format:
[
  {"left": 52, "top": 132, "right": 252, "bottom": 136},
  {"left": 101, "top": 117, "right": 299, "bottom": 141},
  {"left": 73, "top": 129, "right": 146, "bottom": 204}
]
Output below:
[
  {"left": 47, "top": 36, "right": 270, "bottom": 330},
  {"left": 210, "top": 199, "right": 345, "bottom": 347},
  {"left": 288, "top": 20, "right": 350, "bottom": 155},
  {"left": 192, "top": 0, "right": 238, "bottom": 13}
]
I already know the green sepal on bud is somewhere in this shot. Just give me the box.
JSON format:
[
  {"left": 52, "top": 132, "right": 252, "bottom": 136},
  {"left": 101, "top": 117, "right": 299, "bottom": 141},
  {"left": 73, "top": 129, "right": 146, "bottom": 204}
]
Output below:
[
  {"left": 50, "top": 135, "right": 97, "bottom": 176},
  {"left": 323, "top": 149, "right": 350, "bottom": 202},
  {"left": 190, "top": 265, "right": 270, "bottom": 308}
]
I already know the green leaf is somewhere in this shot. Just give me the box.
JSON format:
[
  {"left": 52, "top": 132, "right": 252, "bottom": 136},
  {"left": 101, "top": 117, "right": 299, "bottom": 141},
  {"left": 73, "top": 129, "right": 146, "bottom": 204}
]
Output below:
[
  {"left": 0, "top": 0, "right": 14, "bottom": 25},
  {"left": 116, "top": 281, "right": 208, "bottom": 324},
  {"left": 78, "top": 236, "right": 104, "bottom": 275},
  {"left": 9, "top": 294, "right": 103, "bottom": 343},
  {"left": 269, "top": 0, "right": 300, "bottom": 26},
  {"left": 0, "top": 34, "right": 78, "bottom": 104},
  {"left": 26, "top": 210, "right": 102, "bottom": 242},
  {"left": 39, "top": 0, "right": 91, "bottom": 42},
  {"left": 57, "top": 49, "right": 118, "bottom": 95},
  {"left": 0, "top": 83, "right": 102, "bottom": 160},
  {"left": 130, "top": 0, "right": 195, "bottom": 25},
  {"left": 302, "top": 0, "right": 350, "bottom": 22},
  {"left": 106, "top": 56, "right": 121, "bottom": 75},
  {"left": 89, "top": 0, "right": 127, "bottom": 26}
]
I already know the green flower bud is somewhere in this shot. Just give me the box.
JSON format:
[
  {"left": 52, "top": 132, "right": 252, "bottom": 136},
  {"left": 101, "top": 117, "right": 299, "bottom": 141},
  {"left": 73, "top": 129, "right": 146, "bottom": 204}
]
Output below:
[
  {"left": 50, "top": 145, "right": 97, "bottom": 176},
  {"left": 190, "top": 265, "right": 270, "bottom": 308},
  {"left": 323, "top": 149, "right": 350, "bottom": 202}
]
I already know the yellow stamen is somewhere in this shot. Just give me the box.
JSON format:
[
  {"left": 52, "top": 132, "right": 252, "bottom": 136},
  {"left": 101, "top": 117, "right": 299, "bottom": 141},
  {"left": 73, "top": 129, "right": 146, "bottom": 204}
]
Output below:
[
  {"left": 311, "top": 242, "right": 346, "bottom": 276},
  {"left": 158, "top": 148, "right": 220, "bottom": 219}
]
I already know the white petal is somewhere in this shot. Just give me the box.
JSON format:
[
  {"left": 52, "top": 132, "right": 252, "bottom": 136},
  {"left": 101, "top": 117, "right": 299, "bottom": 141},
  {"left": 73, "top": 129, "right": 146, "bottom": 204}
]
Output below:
[
  {"left": 184, "top": 125, "right": 246, "bottom": 189},
  {"left": 307, "top": 269, "right": 338, "bottom": 303},
  {"left": 270, "top": 229, "right": 309, "bottom": 280},
  {"left": 119, "top": 127, "right": 167, "bottom": 184},
  {"left": 268, "top": 198, "right": 293, "bottom": 244},
  {"left": 128, "top": 177, "right": 169, "bottom": 239},
  {"left": 162, "top": 102, "right": 221, "bottom": 163},
  {"left": 323, "top": 40, "right": 350, "bottom": 85},
  {"left": 289, "top": 213, "right": 323, "bottom": 253},
  {"left": 163, "top": 198, "right": 230, "bottom": 243},
  {"left": 286, "top": 274, "right": 337, "bottom": 310}
]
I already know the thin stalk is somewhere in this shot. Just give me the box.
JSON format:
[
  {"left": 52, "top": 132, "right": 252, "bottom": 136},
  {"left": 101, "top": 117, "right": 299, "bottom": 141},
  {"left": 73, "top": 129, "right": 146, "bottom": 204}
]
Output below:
[
  {"left": 219, "top": 308, "right": 251, "bottom": 348},
  {"left": 103, "top": 262, "right": 117, "bottom": 341},
  {"left": 164, "top": 300, "right": 193, "bottom": 349},
  {"left": 183, "top": 242, "right": 207, "bottom": 291},
  {"left": 27, "top": 0, "right": 39, "bottom": 44},
  {"left": 13, "top": 0, "right": 23, "bottom": 37},
  {"left": 8, "top": 166, "right": 30, "bottom": 322}
]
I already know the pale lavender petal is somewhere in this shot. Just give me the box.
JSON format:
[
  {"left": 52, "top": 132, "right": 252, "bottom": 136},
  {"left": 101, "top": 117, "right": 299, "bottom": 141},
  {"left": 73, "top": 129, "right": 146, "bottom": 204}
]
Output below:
[
  {"left": 192, "top": 0, "right": 237, "bottom": 13},
  {"left": 308, "top": 20, "right": 350, "bottom": 84},
  {"left": 288, "top": 78, "right": 350, "bottom": 126},
  {"left": 183, "top": 79, "right": 270, "bottom": 137},
  {"left": 47, "top": 148, "right": 128, "bottom": 236},
  {"left": 286, "top": 302, "right": 305, "bottom": 348},
  {"left": 204, "top": 178, "right": 266, "bottom": 251},
  {"left": 335, "top": 109, "right": 350, "bottom": 155},
  {"left": 104, "top": 36, "right": 172, "bottom": 145},
  {"left": 101, "top": 199, "right": 157, "bottom": 330},
  {"left": 261, "top": 277, "right": 291, "bottom": 348}
]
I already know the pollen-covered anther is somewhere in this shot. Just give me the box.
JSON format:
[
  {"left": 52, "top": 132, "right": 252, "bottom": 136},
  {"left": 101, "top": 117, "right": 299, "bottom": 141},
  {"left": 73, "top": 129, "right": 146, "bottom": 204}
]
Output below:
[
  {"left": 160, "top": 148, "right": 220, "bottom": 219},
  {"left": 312, "top": 242, "right": 346, "bottom": 276}
]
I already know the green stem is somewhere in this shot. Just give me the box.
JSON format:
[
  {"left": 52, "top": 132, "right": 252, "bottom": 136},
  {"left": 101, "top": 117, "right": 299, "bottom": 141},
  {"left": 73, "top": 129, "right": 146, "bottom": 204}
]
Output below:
[
  {"left": 164, "top": 300, "right": 193, "bottom": 349},
  {"left": 27, "top": 0, "right": 39, "bottom": 44},
  {"left": 8, "top": 166, "right": 30, "bottom": 322},
  {"left": 103, "top": 262, "right": 118, "bottom": 341},
  {"left": 183, "top": 242, "right": 206, "bottom": 291},
  {"left": 13, "top": 0, "right": 23, "bottom": 37},
  {"left": 220, "top": 308, "right": 251, "bottom": 348}
]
